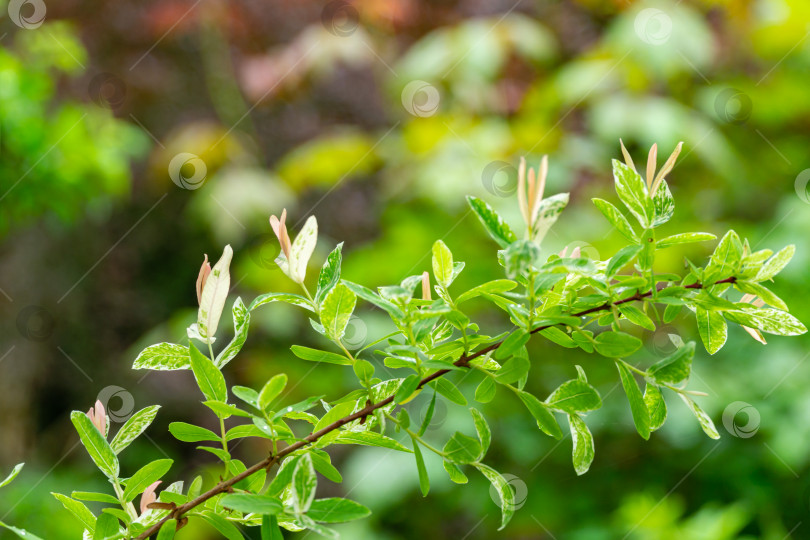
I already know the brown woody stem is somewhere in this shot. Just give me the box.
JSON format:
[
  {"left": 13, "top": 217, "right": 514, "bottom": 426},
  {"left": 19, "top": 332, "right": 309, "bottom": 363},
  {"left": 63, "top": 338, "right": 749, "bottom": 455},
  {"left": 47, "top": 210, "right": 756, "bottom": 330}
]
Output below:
[{"left": 135, "top": 275, "right": 735, "bottom": 538}]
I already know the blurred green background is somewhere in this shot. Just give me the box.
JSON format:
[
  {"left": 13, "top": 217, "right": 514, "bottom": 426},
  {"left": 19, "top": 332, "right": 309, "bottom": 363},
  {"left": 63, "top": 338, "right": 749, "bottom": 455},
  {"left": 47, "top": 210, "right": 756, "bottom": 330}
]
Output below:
[{"left": 1, "top": 0, "right": 809, "bottom": 538}]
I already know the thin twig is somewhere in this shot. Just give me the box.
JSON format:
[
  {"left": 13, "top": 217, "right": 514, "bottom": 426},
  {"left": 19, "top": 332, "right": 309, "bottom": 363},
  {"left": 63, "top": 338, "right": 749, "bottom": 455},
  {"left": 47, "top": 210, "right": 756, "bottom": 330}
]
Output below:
[{"left": 135, "top": 276, "right": 735, "bottom": 538}]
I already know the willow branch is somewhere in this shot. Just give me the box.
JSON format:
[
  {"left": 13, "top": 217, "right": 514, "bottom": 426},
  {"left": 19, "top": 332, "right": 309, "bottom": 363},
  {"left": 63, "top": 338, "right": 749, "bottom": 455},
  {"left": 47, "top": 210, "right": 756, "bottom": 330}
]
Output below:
[{"left": 135, "top": 275, "right": 735, "bottom": 538}]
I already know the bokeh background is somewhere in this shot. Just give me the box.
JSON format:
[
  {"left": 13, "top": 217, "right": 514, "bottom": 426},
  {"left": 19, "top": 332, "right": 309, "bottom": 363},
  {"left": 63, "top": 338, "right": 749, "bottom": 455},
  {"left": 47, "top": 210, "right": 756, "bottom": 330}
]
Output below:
[{"left": 1, "top": 0, "right": 809, "bottom": 538}]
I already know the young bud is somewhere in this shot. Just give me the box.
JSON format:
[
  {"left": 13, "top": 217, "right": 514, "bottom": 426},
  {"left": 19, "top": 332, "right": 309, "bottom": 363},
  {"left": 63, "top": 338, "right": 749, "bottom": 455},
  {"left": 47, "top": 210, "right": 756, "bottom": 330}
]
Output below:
[
  {"left": 140, "top": 481, "right": 162, "bottom": 515},
  {"left": 86, "top": 399, "right": 107, "bottom": 437},
  {"left": 195, "top": 254, "right": 211, "bottom": 305},
  {"left": 421, "top": 271, "right": 431, "bottom": 301},
  {"left": 269, "top": 209, "right": 292, "bottom": 263}
]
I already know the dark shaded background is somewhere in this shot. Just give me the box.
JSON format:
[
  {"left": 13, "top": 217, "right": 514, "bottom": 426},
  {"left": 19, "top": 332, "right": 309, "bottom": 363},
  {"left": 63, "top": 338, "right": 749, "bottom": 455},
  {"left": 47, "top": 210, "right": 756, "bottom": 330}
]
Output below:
[{"left": 1, "top": 0, "right": 809, "bottom": 538}]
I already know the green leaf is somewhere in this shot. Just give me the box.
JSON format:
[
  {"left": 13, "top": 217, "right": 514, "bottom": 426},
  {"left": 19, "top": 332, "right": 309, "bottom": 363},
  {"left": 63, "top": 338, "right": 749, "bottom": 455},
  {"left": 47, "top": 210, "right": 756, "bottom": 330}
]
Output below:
[
  {"left": 443, "top": 461, "right": 468, "bottom": 484},
  {"left": 539, "top": 327, "right": 576, "bottom": 348},
  {"left": 320, "top": 283, "right": 357, "bottom": 341},
  {"left": 395, "top": 374, "right": 422, "bottom": 404},
  {"left": 606, "top": 245, "right": 643, "bottom": 277},
  {"left": 258, "top": 374, "right": 288, "bottom": 412},
  {"left": 71, "top": 491, "right": 119, "bottom": 504},
  {"left": 546, "top": 380, "right": 602, "bottom": 413},
  {"left": 473, "top": 463, "right": 515, "bottom": 530},
  {"left": 307, "top": 498, "right": 371, "bottom": 523},
  {"left": 735, "top": 281, "right": 787, "bottom": 311},
  {"left": 335, "top": 431, "right": 412, "bottom": 453},
  {"left": 494, "top": 356, "right": 530, "bottom": 385},
  {"left": 657, "top": 232, "right": 716, "bottom": 249},
  {"left": 132, "top": 343, "right": 190, "bottom": 371},
  {"left": 261, "top": 516, "right": 283, "bottom": 540},
  {"left": 0, "top": 521, "right": 44, "bottom": 540},
  {"left": 156, "top": 519, "right": 177, "bottom": 540},
  {"left": 290, "top": 345, "right": 352, "bottom": 366},
  {"left": 532, "top": 192, "right": 569, "bottom": 244},
  {"left": 432, "top": 240, "right": 454, "bottom": 288},
  {"left": 432, "top": 377, "right": 467, "bottom": 406},
  {"left": 292, "top": 454, "right": 317, "bottom": 513},
  {"left": 0, "top": 463, "right": 24, "bottom": 489},
  {"left": 503, "top": 239, "right": 540, "bottom": 279},
  {"left": 644, "top": 385, "right": 667, "bottom": 431},
  {"left": 342, "top": 281, "right": 402, "bottom": 318},
  {"left": 313, "top": 401, "right": 356, "bottom": 433},
  {"left": 411, "top": 437, "right": 430, "bottom": 496},
  {"left": 591, "top": 198, "right": 638, "bottom": 242},
  {"left": 418, "top": 391, "right": 437, "bottom": 436},
  {"left": 495, "top": 330, "right": 530, "bottom": 360},
  {"left": 189, "top": 342, "right": 227, "bottom": 402},
  {"left": 618, "top": 305, "right": 655, "bottom": 331},
  {"left": 123, "top": 459, "right": 173, "bottom": 502},
  {"left": 705, "top": 230, "right": 742, "bottom": 282},
  {"left": 612, "top": 160, "right": 653, "bottom": 228},
  {"left": 518, "top": 391, "right": 562, "bottom": 439},
  {"left": 725, "top": 308, "right": 807, "bottom": 336},
  {"left": 756, "top": 245, "right": 795, "bottom": 281},
  {"left": 221, "top": 493, "right": 283, "bottom": 514},
  {"left": 198, "top": 510, "right": 245, "bottom": 540},
  {"left": 197, "top": 244, "right": 233, "bottom": 343},
  {"left": 70, "top": 411, "right": 119, "bottom": 480},
  {"left": 310, "top": 450, "right": 342, "bottom": 483},
  {"left": 651, "top": 179, "right": 675, "bottom": 227},
  {"left": 696, "top": 308, "right": 727, "bottom": 354},
  {"left": 110, "top": 405, "right": 160, "bottom": 454},
  {"left": 469, "top": 408, "right": 491, "bottom": 457},
  {"left": 52, "top": 493, "right": 96, "bottom": 531},
  {"left": 466, "top": 196, "right": 518, "bottom": 248},
  {"left": 456, "top": 279, "right": 517, "bottom": 304},
  {"left": 648, "top": 342, "right": 695, "bottom": 385},
  {"left": 316, "top": 243, "right": 343, "bottom": 305},
  {"left": 593, "top": 331, "right": 642, "bottom": 358},
  {"left": 568, "top": 414, "right": 595, "bottom": 475},
  {"left": 215, "top": 298, "right": 250, "bottom": 369},
  {"left": 168, "top": 422, "right": 219, "bottom": 443},
  {"left": 678, "top": 394, "right": 720, "bottom": 439},
  {"left": 92, "top": 513, "right": 118, "bottom": 540},
  {"left": 249, "top": 292, "right": 314, "bottom": 312},
  {"left": 443, "top": 432, "right": 482, "bottom": 464},
  {"left": 615, "top": 361, "right": 650, "bottom": 440}
]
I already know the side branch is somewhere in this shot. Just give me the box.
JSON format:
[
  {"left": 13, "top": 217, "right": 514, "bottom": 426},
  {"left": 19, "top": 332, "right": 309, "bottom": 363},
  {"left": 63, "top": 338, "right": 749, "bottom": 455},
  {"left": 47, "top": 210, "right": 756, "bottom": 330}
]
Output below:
[{"left": 136, "top": 276, "right": 734, "bottom": 538}]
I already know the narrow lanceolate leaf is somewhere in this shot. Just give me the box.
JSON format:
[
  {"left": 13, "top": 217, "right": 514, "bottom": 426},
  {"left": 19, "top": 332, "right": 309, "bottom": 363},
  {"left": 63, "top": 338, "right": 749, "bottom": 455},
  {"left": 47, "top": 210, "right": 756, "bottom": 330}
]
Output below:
[
  {"left": 0, "top": 463, "right": 24, "bottom": 489},
  {"left": 678, "top": 394, "right": 720, "bottom": 439},
  {"left": 110, "top": 405, "right": 160, "bottom": 454},
  {"left": 612, "top": 160, "right": 654, "bottom": 228},
  {"left": 444, "top": 460, "right": 468, "bottom": 484},
  {"left": 648, "top": 342, "right": 695, "bottom": 385},
  {"left": 168, "top": 422, "right": 219, "bottom": 443},
  {"left": 432, "top": 240, "right": 454, "bottom": 288},
  {"left": 644, "top": 385, "right": 667, "bottom": 431},
  {"left": 335, "top": 431, "right": 413, "bottom": 453},
  {"left": 518, "top": 391, "right": 563, "bottom": 439},
  {"left": 704, "top": 230, "right": 742, "bottom": 282},
  {"left": 455, "top": 279, "right": 517, "bottom": 304},
  {"left": 443, "top": 432, "right": 482, "bottom": 464},
  {"left": 411, "top": 437, "right": 430, "bottom": 496},
  {"left": 258, "top": 374, "right": 288, "bottom": 412},
  {"left": 292, "top": 454, "right": 317, "bottom": 513},
  {"left": 156, "top": 519, "right": 177, "bottom": 540},
  {"left": 470, "top": 408, "right": 491, "bottom": 457},
  {"left": 262, "top": 516, "right": 284, "bottom": 540},
  {"left": 215, "top": 298, "right": 250, "bottom": 369},
  {"left": 320, "top": 283, "right": 356, "bottom": 341},
  {"left": 290, "top": 345, "right": 352, "bottom": 366},
  {"left": 197, "top": 244, "right": 233, "bottom": 343},
  {"left": 606, "top": 245, "right": 643, "bottom": 277},
  {"left": 568, "top": 414, "right": 595, "bottom": 475},
  {"left": 189, "top": 342, "right": 227, "bottom": 403},
  {"left": 756, "top": 244, "right": 795, "bottom": 281},
  {"left": 615, "top": 362, "right": 650, "bottom": 440},
  {"left": 696, "top": 308, "right": 727, "bottom": 355},
  {"left": 123, "top": 459, "right": 173, "bottom": 502},
  {"left": 650, "top": 179, "right": 675, "bottom": 227},
  {"left": 221, "top": 493, "right": 283, "bottom": 514},
  {"left": 593, "top": 331, "right": 642, "bottom": 358},
  {"left": 532, "top": 192, "right": 569, "bottom": 244},
  {"left": 133, "top": 343, "right": 191, "bottom": 371},
  {"left": 70, "top": 411, "right": 119, "bottom": 479},
  {"left": 0, "top": 521, "right": 44, "bottom": 540},
  {"left": 546, "top": 380, "right": 602, "bottom": 413},
  {"left": 249, "top": 292, "right": 314, "bottom": 312},
  {"left": 316, "top": 243, "right": 343, "bottom": 305},
  {"left": 93, "top": 513, "right": 118, "bottom": 540},
  {"left": 591, "top": 198, "right": 638, "bottom": 242},
  {"left": 307, "top": 498, "right": 371, "bottom": 523},
  {"left": 474, "top": 463, "right": 515, "bottom": 530},
  {"left": 725, "top": 308, "right": 807, "bottom": 336},
  {"left": 466, "top": 196, "right": 518, "bottom": 248},
  {"left": 289, "top": 215, "right": 318, "bottom": 283},
  {"left": 657, "top": 232, "right": 716, "bottom": 249},
  {"left": 51, "top": 493, "right": 96, "bottom": 531}
]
